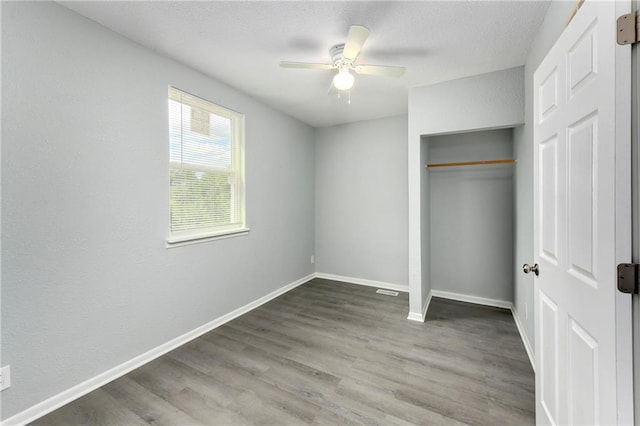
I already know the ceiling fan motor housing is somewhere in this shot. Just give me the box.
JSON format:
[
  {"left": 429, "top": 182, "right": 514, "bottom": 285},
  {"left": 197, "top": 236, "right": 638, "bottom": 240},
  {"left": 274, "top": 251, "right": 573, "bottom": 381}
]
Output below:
[{"left": 330, "top": 44, "right": 348, "bottom": 66}]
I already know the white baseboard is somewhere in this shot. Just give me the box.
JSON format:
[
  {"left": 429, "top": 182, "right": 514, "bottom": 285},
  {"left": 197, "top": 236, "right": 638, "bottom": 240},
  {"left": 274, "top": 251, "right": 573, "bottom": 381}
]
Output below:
[
  {"left": 407, "top": 290, "right": 432, "bottom": 322},
  {"left": 511, "top": 307, "right": 535, "bottom": 372},
  {"left": 406, "top": 312, "right": 423, "bottom": 321},
  {"left": 423, "top": 290, "right": 433, "bottom": 319},
  {"left": 430, "top": 289, "right": 512, "bottom": 309},
  {"left": 314, "top": 272, "right": 408, "bottom": 293},
  {"left": 2, "top": 273, "right": 315, "bottom": 426}
]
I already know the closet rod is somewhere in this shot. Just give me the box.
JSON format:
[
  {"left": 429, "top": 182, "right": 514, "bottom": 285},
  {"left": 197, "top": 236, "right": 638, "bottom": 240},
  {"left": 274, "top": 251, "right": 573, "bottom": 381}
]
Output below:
[{"left": 426, "top": 159, "right": 516, "bottom": 169}]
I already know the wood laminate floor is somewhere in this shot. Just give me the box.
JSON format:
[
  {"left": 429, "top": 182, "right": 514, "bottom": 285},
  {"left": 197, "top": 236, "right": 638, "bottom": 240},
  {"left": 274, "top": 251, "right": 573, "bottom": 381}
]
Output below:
[{"left": 33, "top": 279, "right": 535, "bottom": 425}]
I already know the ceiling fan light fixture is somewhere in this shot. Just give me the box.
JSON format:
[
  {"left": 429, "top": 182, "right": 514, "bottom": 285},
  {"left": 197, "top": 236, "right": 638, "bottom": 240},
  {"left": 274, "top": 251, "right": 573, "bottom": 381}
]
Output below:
[
  {"left": 333, "top": 69, "right": 354, "bottom": 91},
  {"left": 280, "top": 25, "right": 405, "bottom": 96}
]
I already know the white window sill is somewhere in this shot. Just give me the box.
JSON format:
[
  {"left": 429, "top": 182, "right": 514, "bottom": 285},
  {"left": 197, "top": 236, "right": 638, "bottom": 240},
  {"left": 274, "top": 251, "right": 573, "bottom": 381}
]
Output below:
[{"left": 166, "top": 228, "right": 250, "bottom": 248}]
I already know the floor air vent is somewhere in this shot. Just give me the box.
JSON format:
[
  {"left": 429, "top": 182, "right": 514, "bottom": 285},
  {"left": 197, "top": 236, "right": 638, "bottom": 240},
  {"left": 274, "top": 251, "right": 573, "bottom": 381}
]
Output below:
[{"left": 375, "top": 289, "right": 399, "bottom": 297}]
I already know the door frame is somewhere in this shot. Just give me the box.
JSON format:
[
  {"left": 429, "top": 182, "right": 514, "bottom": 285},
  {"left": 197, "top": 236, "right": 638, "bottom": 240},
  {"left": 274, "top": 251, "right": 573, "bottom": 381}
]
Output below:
[
  {"left": 614, "top": 0, "right": 634, "bottom": 423},
  {"left": 633, "top": 0, "right": 640, "bottom": 419}
]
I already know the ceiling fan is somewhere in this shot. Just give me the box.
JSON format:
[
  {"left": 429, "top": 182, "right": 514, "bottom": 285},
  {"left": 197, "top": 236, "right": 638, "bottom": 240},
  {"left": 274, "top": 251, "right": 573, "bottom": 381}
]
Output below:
[{"left": 280, "top": 25, "right": 406, "bottom": 93}]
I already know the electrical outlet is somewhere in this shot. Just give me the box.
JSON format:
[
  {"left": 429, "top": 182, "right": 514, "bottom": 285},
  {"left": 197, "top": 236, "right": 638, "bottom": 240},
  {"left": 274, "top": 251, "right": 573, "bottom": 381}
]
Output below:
[
  {"left": 0, "top": 365, "right": 11, "bottom": 391},
  {"left": 310, "top": 255, "right": 315, "bottom": 265}
]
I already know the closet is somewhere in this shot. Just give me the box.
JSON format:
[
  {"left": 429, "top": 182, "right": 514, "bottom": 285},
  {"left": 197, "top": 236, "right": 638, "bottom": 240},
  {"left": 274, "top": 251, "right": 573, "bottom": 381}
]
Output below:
[{"left": 425, "top": 128, "right": 515, "bottom": 304}]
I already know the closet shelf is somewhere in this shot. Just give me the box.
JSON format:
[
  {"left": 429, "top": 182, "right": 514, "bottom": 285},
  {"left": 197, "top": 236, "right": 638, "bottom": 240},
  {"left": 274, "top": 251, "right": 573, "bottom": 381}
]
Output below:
[{"left": 426, "top": 159, "right": 516, "bottom": 168}]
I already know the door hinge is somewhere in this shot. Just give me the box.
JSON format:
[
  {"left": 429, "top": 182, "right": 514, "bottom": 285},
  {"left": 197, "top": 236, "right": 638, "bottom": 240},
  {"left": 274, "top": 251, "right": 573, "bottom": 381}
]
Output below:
[
  {"left": 618, "top": 264, "right": 640, "bottom": 294},
  {"left": 617, "top": 11, "right": 639, "bottom": 45}
]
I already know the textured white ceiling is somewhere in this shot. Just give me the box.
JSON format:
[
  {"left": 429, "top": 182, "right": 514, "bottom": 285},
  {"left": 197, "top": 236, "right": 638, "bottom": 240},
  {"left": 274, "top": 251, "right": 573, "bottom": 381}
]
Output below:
[{"left": 61, "top": 1, "right": 550, "bottom": 128}]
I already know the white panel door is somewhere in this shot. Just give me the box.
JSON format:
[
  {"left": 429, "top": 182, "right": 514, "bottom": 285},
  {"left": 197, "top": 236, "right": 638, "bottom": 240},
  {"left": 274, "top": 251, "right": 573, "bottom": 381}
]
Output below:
[{"left": 533, "top": 1, "right": 632, "bottom": 425}]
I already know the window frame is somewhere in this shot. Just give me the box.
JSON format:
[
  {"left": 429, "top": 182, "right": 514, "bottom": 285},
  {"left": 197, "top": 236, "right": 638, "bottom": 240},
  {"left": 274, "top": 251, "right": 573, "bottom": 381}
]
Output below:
[{"left": 166, "top": 87, "right": 248, "bottom": 246}]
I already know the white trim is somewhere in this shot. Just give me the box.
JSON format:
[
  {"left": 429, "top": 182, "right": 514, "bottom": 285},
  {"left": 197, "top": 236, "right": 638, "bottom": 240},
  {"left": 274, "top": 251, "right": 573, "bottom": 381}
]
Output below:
[
  {"left": 314, "top": 272, "right": 409, "bottom": 293},
  {"left": 424, "top": 290, "right": 433, "bottom": 318},
  {"left": 1, "top": 274, "right": 315, "bottom": 426},
  {"left": 406, "top": 311, "right": 424, "bottom": 322},
  {"left": 430, "top": 289, "right": 512, "bottom": 309},
  {"left": 407, "top": 290, "right": 432, "bottom": 322},
  {"left": 165, "top": 228, "right": 250, "bottom": 248},
  {"left": 511, "top": 307, "right": 535, "bottom": 372}
]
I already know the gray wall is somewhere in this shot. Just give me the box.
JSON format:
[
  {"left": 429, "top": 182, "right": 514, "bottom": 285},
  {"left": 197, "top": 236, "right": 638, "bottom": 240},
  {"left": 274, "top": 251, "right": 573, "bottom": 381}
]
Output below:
[
  {"left": 1, "top": 2, "right": 315, "bottom": 420},
  {"left": 428, "top": 129, "right": 514, "bottom": 302},
  {"left": 513, "top": 0, "right": 575, "bottom": 353},
  {"left": 408, "top": 67, "right": 524, "bottom": 319},
  {"left": 314, "top": 115, "right": 408, "bottom": 288},
  {"left": 409, "top": 67, "right": 525, "bottom": 137}
]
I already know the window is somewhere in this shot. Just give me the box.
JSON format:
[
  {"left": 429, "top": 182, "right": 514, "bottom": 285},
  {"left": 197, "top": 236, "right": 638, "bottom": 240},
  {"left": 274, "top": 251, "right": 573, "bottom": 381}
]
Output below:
[{"left": 168, "top": 87, "right": 246, "bottom": 244}]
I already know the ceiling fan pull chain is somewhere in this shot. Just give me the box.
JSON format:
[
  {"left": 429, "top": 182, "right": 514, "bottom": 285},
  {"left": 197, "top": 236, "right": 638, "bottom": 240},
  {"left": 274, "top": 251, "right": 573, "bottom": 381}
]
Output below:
[{"left": 348, "top": 90, "right": 351, "bottom": 105}]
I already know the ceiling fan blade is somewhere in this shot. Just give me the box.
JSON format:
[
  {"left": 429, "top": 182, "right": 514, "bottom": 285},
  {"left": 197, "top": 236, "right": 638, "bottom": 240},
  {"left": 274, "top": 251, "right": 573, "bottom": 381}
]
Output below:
[
  {"left": 280, "top": 61, "right": 333, "bottom": 70},
  {"left": 354, "top": 64, "right": 406, "bottom": 77},
  {"left": 342, "top": 25, "right": 370, "bottom": 61}
]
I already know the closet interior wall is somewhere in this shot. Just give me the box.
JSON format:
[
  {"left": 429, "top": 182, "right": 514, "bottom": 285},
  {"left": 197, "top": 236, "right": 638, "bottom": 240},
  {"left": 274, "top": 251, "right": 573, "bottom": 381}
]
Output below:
[{"left": 427, "top": 128, "right": 515, "bottom": 304}]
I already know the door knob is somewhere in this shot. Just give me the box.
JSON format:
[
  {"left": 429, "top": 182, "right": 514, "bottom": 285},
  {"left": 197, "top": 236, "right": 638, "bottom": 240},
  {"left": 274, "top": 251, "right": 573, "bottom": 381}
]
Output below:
[{"left": 523, "top": 263, "right": 539, "bottom": 276}]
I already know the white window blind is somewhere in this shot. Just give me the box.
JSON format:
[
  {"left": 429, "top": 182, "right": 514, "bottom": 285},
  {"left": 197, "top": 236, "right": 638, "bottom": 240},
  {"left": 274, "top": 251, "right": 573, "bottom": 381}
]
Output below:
[{"left": 168, "top": 87, "right": 246, "bottom": 243}]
